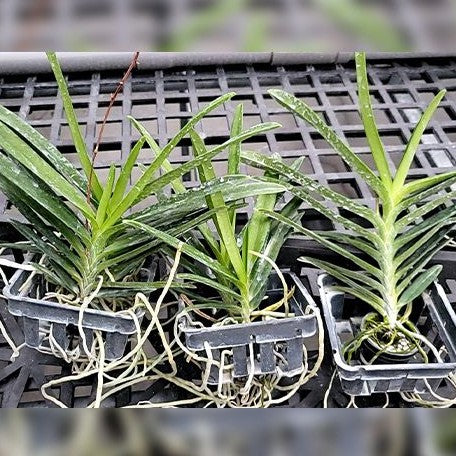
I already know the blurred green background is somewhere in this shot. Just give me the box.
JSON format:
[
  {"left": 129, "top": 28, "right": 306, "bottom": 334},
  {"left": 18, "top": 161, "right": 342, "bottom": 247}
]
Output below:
[{"left": 1, "top": 0, "right": 455, "bottom": 52}]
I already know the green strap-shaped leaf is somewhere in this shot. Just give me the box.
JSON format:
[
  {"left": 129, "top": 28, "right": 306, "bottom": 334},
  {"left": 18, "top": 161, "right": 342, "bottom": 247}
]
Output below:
[
  {"left": 228, "top": 104, "right": 243, "bottom": 175},
  {"left": 0, "top": 173, "right": 86, "bottom": 254},
  {"left": 130, "top": 116, "right": 222, "bottom": 257},
  {"left": 126, "top": 92, "right": 236, "bottom": 198},
  {"left": 110, "top": 136, "right": 146, "bottom": 208},
  {"left": 397, "top": 172, "right": 456, "bottom": 210},
  {"left": 105, "top": 143, "right": 227, "bottom": 227},
  {"left": 100, "top": 204, "right": 229, "bottom": 271},
  {"left": 394, "top": 205, "right": 456, "bottom": 250},
  {"left": 331, "top": 285, "right": 388, "bottom": 320},
  {"left": 355, "top": 52, "right": 392, "bottom": 188},
  {"left": 177, "top": 273, "right": 242, "bottom": 300},
  {"left": 0, "top": 122, "right": 96, "bottom": 224},
  {"left": 46, "top": 52, "right": 103, "bottom": 200},
  {"left": 249, "top": 197, "right": 302, "bottom": 305},
  {"left": 107, "top": 122, "right": 280, "bottom": 227},
  {"left": 129, "top": 116, "right": 186, "bottom": 194},
  {"left": 241, "top": 150, "right": 381, "bottom": 226},
  {"left": 245, "top": 164, "right": 283, "bottom": 274},
  {"left": 267, "top": 88, "right": 386, "bottom": 198},
  {"left": 96, "top": 164, "right": 116, "bottom": 226},
  {"left": 396, "top": 190, "right": 456, "bottom": 231},
  {"left": 282, "top": 181, "right": 380, "bottom": 245},
  {"left": 137, "top": 121, "right": 281, "bottom": 201},
  {"left": 0, "top": 107, "right": 87, "bottom": 193},
  {"left": 394, "top": 220, "right": 455, "bottom": 268},
  {"left": 396, "top": 238, "right": 450, "bottom": 296},
  {"left": 301, "top": 256, "right": 382, "bottom": 289},
  {"left": 103, "top": 204, "right": 229, "bottom": 263},
  {"left": 301, "top": 256, "right": 386, "bottom": 310},
  {"left": 11, "top": 221, "right": 80, "bottom": 284},
  {"left": 132, "top": 175, "right": 286, "bottom": 224},
  {"left": 393, "top": 89, "right": 446, "bottom": 193},
  {"left": 396, "top": 230, "right": 452, "bottom": 283},
  {"left": 0, "top": 154, "right": 90, "bottom": 244},
  {"left": 33, "top": 261, "right": 77, "bottom": 293},
  {"left": 398, "top": 265, "right": 442, "bottom": 307},
  {"left": 228, "top": 103, "right": 243, "bottom": 226},
  {"left": 7, "top": 197, "right": 82, "bottom": 271},
  {"left": 316, "top": 231, "right": 380, "bottom": 261},
  {"left": 262, "top": 209, "right": 383, "bottom": 279},
  {"left": 246, "top": 192, "right": 277, "bottom": 273},
  {"left": 190, "top": 129, "right": 247, "bottom": 284},
  {"left": 123, "top": 220, "right": 239, "bottom": 283}
]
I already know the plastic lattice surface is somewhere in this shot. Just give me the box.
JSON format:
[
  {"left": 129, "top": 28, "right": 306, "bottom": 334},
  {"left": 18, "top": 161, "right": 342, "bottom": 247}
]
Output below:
[
  {"left": 0, "top": 56, "right": 456, "bottom": 406},
  {"left": 0, "top": 56, "right": 455, "bottom": 221}
]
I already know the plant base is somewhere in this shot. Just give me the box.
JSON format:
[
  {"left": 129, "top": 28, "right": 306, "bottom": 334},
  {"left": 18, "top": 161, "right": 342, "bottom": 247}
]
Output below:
[
  {"left": 178, "top": 270, "right": 318, "bottom": 385},
  {"left": 318, "top": 274, "right": 456, "bottom": 396},
  {"left": 3, "top": 257, "right": 159, "bottom": 361},
  {"left": 358, "top": 313, "right": 419, "bottom": 365}
]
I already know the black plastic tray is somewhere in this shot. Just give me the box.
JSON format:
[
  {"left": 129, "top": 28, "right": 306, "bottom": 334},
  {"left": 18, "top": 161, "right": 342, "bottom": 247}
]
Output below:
[
  {"left": 178, "top": 270, "right": 317, "bottom": 384},
  {"left": 318, "top": 274, "right": 456, "bottom": 396}
]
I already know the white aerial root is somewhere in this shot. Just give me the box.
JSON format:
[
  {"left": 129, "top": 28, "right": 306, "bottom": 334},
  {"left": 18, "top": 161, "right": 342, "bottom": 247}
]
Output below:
[
  {"left": 0, "top": 262, "right": 24, "bottom": 360},
  {"left": 39, "top": 243, "right": 185, "bottom": 408},
  {"left": 397, "top": 323, "right": 456, "bottom": 407},
  {"left": 0, "top": 248, "right": 330, "bottom": 408},
  {"left": 35, "top": 245, "right": 326, "bottom": 408},
  {"left": 159, "top": 282, "right": 325, "bottom": 408},
  {"left": 323, "top": 327, "right": 456, "bottom": 408},
  {"left": 1, "top": 246, "right": 454, "bottom": 408}
]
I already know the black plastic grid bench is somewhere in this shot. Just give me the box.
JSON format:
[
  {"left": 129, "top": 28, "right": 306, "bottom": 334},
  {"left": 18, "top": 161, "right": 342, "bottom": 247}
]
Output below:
[{"left": 0, "top": 53, "right": 455, "bottom": 406}]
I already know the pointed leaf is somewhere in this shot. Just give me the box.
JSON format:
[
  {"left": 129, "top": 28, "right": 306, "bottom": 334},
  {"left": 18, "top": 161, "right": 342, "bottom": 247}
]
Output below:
[
  {"left": 0, "top": 154, "right": 90, "bottom": 244},
  {"left": 396, "top": 238, "right": 450, "bottom": 295},
  {"left": 268, "top": 88, "right": 386, "bottom": 198},
  {"left": 393, "top": 90, "right": 446, "bottom": 192},
  {"left": 396, "top": 190, "right": 456, "bottom": 231},
  {"left": 0, "top": 122, "right": 96, "bottom": 224},
  {"left": 398, "top": 172, "right": 456, "bottom": 209},
  {"left": 331, "top": 285, "right": 388, "bottom": 320},
  {"left": 398, "top": 265, "right": 442, "bottom": 307},
  {"left": 228, "top": 103, "right": 243, "bottom": 225},
  {"left": 190, "top": 129, "right": 246, "bottom": 283},
  {"left": 177, "top": 273, "right": 242, "bottom": 300},
  {"left": 0, "top": 105, "right": 87, "bottom": 192},
  {"left": 11, "top": 221, "right": 80, "bottom": 285},
  {"left": 261, "top": 209, "right": 383, "bottom": 279},
  {"left": 394, "top": 219, "right": 456, "bottom": 268},
  {"left": 394, "top": 205, "right": 456, "bottom": 249},
  {"left": 111, "top": 136, "right": 146, "bottom": 207},
  {"left": 300, "top": 256, "right": 383, "bottom": 292},
  {"left": 241, "top": 150, "right": 380, "bottom": 226},
  {"left": 96, "top": 164, "right": 116, "bottom": 226},
  {"left": 46, "top": 52, "right": 102, "bottom": 200},
  {"left": 123, "top": 220, "right": 239, "bottom": 283},
  {"left": 355, "top": 52, "right": 392, "bottom": 187}
]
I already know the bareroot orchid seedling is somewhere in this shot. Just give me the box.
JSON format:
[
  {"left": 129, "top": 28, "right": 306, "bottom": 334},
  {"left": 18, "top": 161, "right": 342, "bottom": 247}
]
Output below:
[
  {"left": 242, "top": 52, "right": 456, "bottom": 359},
  {"left": 125, "top": 107, "right": 325, "bottom": 407},
  {"left": 127, "top": 104, "right": 303, "bottom": 323},
  {"left": 0, "top": 52, "right": 281, "bottom": 308}
]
